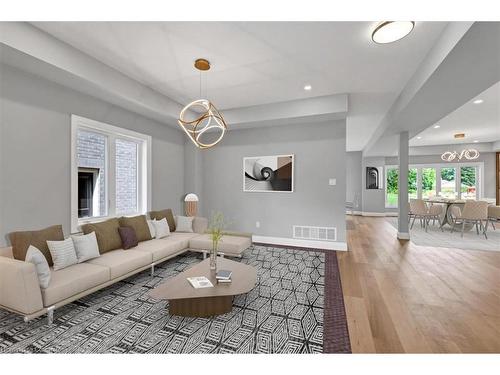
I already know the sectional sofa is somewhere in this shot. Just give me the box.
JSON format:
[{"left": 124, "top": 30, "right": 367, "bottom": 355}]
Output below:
[{"left": 0, "top": 212, "right": 252, "bottom": 324}]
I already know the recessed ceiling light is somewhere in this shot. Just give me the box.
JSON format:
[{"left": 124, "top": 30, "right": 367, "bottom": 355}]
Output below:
[
  {"left": 372, "top": 21, "right": 415, "bottom": 44},
  {"left": 304, "top": 85, "right": 312, "bottom": 91},
  {"left": 473, "top": 140, "right": 479, "bottom": 143},
  {"left": 417, "top": 136, "right": 422, "bottom": 139},
  {"left": 433, "top": 125, "right": 440, "bottom": 129},
  {"left": 473, "top": 99, "right": 483, "bottom": 104}
]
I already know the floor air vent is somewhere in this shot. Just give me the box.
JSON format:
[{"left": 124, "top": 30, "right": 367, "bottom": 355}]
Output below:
[{"left": 293, "top": 226, "right": 336, "bottom": 242}]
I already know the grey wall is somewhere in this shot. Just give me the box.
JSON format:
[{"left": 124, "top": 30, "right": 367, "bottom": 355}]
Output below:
[
  {"left": 199, "top": 120, "right": 347, "bottom": 242},
  {"left": 0, "top": 64, "right": 185, "bottom": 246},
  {"left": 346, "top": 151, "right": 362, "bottom": 211}
]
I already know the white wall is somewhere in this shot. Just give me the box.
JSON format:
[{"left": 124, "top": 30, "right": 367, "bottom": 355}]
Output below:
[{"left": 0, "top": 64, "right": 185, "bottom": 245}]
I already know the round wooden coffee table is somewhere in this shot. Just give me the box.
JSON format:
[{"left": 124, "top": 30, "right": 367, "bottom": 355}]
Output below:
[{"left": 149, "top": 257, "right": 256, "bottom": 317}]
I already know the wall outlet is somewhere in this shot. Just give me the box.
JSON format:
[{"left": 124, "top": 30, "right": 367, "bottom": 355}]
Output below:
[
  {"left": 255, "top": 221, "right": 260, "bottom": 228},
  {"left": 329, "top": 178, "right": 337, "bottom": 186}
]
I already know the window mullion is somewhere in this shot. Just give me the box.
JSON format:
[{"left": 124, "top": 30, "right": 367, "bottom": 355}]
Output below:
[{"left": 108, "top": 134, "right": 117, "bottom": 217}]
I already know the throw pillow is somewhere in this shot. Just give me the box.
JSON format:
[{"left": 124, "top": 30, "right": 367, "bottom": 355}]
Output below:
[
  {"left": 25, "top": 245, "right": 51, "bottom": 288},
  {"left": 175, "top": 215, "right": 194, "bottom": 233},
  {"left": 147, "top": 219, "right": 156, "bottom": 238},
  {"left": 47, "top": 237, "right": 78, "bottom": 271},
  {"left": 9, "top": 224, "right": 64, "bottom": 266},
  {"left": 152, "top": 218, "right": 170, "bottom": 239},
  {"left": 71, "top": 231, "right": 100, "bottom": 263},
  {"left": 149, "top": 208, "right": 176, "bottom": 232},
  {"left": 118, "top": 215, "right": 152, "bottom": 242},
  {"left": 81, "top": 218, "right": 121, "bottom": 254},
  {"left": 118, "top": 226, "right": 139, "bottom": 249}
]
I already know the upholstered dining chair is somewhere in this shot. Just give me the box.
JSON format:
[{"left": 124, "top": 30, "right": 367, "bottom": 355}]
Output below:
[
  {"left": 450, "top": 201, "right": 489, "bottom": 239},
  {"left": 487, "top": 205, "right": 500, "bottom": 230},
  {"left": 409, "top": 199, "right": 443, "bottom": 232}
]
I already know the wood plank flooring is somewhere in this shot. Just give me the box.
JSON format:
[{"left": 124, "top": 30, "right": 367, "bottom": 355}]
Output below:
[{"left": 338, "top": 215, "right": 500, "bottom": 353}]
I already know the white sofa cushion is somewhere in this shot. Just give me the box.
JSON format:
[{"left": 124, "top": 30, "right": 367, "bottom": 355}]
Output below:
[
  {"left": 72, "top": 232, "right": 100, "bottom": 263},
  {"left": 47, "top": 238, "right": 78, "bottom": 271},
  {"left": 189, "top": 234, "right": 252, "bottom": 257},
  {"left": 87, "top": 249, "right": 151, "bottom": 279},
  {"left": 132, "top": 233, "right": 197, "bottom": 262},
  {"left": 41, "top": 263, "right": 110, "bottom": 306},
  {"left": 25, "top": 245, "right": 51, "bottom": 288}
]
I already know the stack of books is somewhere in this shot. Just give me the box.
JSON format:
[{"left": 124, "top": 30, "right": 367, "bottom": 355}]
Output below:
[{"left": 216, "top": 270, "right": 232, "bottom": 284}]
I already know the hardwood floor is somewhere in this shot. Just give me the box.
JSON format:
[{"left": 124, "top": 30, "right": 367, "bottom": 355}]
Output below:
[{"left": 338, "top": 215, "right": 500, "bottom": 353}]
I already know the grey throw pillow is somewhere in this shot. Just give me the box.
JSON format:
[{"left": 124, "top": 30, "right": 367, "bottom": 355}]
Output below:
[
  {"left": 72, "top": 231, "right": 100, "bottom": 263},
  {"left": 25, "top": 245, "right": 51, "bottom": 288},
  {"left": 175, "top": 216, "right": 194, "bottom": 233}
]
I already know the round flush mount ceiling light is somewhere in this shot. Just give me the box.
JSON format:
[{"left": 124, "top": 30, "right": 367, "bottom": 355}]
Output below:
[
  {"left": 433, "top": 125, "right": 440, "bottom": 129},
  {"left": 372, "top": 21, "right": 415, "bottom": 44},
  {"left": 304, "top": 84, "right": 312, "bottom": 91},
  {"left": 454, "top": 133, "right": 465, "bottom": 139},
  {"left": 473, "top": 99, "right": 484, "bottom": 104}
]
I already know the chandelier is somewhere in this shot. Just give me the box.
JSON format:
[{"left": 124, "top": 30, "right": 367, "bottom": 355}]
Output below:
[
  {"left": 441, "top": 149, "right": 480, "bottom": 162},
  {"left": 178, "top": 59, "right": 227, "bottom": 149}
]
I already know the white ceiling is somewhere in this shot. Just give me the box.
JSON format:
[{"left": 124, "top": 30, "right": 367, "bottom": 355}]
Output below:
[
  {"left": 411, "top": 80, "right": 500, "bottom": 146},
  {"left": 31, "top": 21, "right": 448, "bottom": 150}
]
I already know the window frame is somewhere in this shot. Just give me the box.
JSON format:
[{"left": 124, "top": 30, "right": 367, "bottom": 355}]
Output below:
[
  {"left": 71, "top": 115, "right": 152, "bottom": 233},
  {"left": 384, "top": 161, "right": 484, "bottom": 208}
]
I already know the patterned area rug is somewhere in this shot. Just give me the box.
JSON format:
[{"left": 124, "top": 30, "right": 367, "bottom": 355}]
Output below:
[{"left": 0, "top": 245, "right": 350, "bottom": 353}]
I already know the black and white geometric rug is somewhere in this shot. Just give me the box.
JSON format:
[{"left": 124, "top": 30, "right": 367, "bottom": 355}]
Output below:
[{"left": 0, "top": 245, "right": 349, "bottom": 353}]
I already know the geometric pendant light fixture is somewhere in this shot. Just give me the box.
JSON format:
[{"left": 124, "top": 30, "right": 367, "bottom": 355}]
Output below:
[{"left": 178, "top": 58, "right": 228, "bottom": 149}]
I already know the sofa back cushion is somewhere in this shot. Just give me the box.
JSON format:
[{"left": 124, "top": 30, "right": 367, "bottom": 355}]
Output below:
[
  {"left": 118, "top": 215, "right": 152, "bottom": 242},
  {"left": 81, "top": 218, "right": 122, "bottom": 254},
  {"left": 149, "top": 209, "right": 176, "bottom": 232},
  {"left": 9, "top": 225, "right": 64, "bottom": 266}
]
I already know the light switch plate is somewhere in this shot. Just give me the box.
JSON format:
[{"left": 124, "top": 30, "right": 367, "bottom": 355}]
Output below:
[{"left": 329, "top": 178, "right": 336, "bottom": 186}]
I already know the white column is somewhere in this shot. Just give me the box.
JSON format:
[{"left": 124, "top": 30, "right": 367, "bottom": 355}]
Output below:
[{"left": 397, "top": 131, "right": 410, "bottom": 239}]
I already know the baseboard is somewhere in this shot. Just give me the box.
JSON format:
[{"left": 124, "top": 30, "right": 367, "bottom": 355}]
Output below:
[
  {"left": 397, "top": 232, "right": 410, "bottom": 240},
  {"left": 360, "top": 211, "right": 398, "bottom": 217},
  {"left": 346, "top": 210, "right": 362, "bottom": 216},
  {"left": 252, "top": 235, "right": 348, "bottom": 251}
]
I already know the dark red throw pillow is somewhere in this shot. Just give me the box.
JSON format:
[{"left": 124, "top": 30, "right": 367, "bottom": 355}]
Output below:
[{"left": 118, "top": 226, "right": 138, "bottom": 249}]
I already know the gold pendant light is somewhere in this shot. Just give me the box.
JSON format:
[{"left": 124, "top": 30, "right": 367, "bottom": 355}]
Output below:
[{"left": 178, "top": 59, "right": 228, "bottom": 149}]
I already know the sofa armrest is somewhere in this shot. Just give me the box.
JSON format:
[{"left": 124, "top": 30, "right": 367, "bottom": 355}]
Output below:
[
  {"left": 193, "top": 217, "right": 208, "bottom": 234},
  {"left": 0, "top": 256, "right": 44, "bottom": 315}
]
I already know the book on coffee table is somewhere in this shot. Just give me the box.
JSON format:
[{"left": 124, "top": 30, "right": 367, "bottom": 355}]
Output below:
[
  {"left": 187, "top": 276, "right": 214, "bottom": 289},
  {"left": 216, "top": 270, "right": 233, "bottom": 280}
]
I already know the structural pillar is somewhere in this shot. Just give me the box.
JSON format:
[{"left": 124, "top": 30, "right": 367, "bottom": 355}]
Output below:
[{"left": 397, "top": 131, "right": 410, "bottom": 239}]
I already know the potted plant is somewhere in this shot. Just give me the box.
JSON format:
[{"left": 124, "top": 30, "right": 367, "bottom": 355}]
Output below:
[{"left": 208, "top": 212, "right": 226, "bottom": 271}]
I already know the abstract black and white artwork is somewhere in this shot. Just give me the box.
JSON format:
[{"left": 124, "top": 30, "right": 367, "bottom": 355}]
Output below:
[{"left": 243, "top": 154, "right": 294, "bottom": 192}]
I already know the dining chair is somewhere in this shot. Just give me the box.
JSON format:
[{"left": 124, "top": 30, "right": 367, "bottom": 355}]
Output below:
[
  {"left": 409, "top": 199, "right": 442, "bottom": 232},
  {"left": 451, "top": 201, "right": 489, "bottom": 239},
  {"left": 487, "top": 205, "right": 500, "bottom": 230}
]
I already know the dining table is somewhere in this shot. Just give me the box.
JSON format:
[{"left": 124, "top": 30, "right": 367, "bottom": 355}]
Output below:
[{"left": 423, "top": 198, "right": 473, "bottom": 231}]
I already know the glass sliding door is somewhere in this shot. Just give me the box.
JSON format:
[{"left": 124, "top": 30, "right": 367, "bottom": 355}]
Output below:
[
  {"left": 386, "top": 168, "right": 398, "bottom": 207},
  {"left": 440, "top": 167, "right": 457, "bottom": 199},
  {"left": 460, "top": 166, "right": 477, "bottom": 200},
  {"left": 409, "top": 168, "right": 418, "bottom": 200},
  {"left": 421, "top": 168, "right": 436, "bottom": 199}
]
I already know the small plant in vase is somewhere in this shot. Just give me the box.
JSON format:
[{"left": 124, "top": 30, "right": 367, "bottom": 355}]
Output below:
[{"left": 208, "top": 212, "right": 226, "bottom": 271}]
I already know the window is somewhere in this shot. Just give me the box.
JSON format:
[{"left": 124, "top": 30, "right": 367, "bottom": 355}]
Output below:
[
  {"left": 421, "top": 168, "right": 436, "bottom": 199},
  {"left": 440, "top": 167, "right": 457, "bottom": 199},
  {"left": 461, "top": 166, "right": 477, "bottom": 200},
  {"left": 408, "top": 168, "right": 418, "bottom": 200},
  {"left": 386, "top": 167, "right": 399, "bottom": 207},
  {"left": 71, "top": 115, "right": 151, "bottom": 232},
  {"left": 385, "top": 162, "right": 483, "bottom": 208}
]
